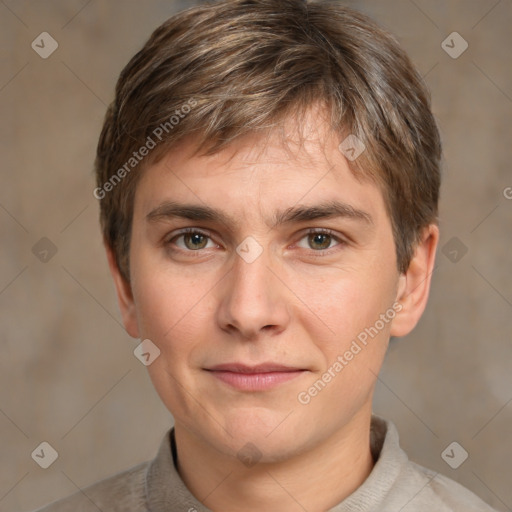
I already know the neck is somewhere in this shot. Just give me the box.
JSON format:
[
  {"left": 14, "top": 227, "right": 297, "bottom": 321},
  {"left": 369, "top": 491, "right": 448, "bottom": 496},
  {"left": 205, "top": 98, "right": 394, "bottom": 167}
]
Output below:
[{"left": 174, "top": 407, "right": 375, "bottom": 512}]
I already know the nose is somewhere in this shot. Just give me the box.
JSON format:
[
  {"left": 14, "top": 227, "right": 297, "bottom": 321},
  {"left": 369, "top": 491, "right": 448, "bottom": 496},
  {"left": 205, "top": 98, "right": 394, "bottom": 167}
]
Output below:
[{"left": 215, "top": 245, "right": 291, "bottom": 341}]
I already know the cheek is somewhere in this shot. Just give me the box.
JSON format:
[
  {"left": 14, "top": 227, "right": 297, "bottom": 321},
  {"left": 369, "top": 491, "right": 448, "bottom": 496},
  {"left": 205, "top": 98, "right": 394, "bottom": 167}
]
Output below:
[
  {"left": 290, "top": 265, "right": 396, "bottom": 349},
  {"left": 130, "top": 240, "right": 205, "bottom": 337},
  {"left": 130, "top": 268, "right": 211, "bottom": 417},
  {"left": 134, "top": 277, "right": 204, "bottom": 356},
  {"left": 293, "top": 271, "right": 395, "bottom": 417},
  {"left": 130, "top": 253, "right": 220, "bottom": 390}
]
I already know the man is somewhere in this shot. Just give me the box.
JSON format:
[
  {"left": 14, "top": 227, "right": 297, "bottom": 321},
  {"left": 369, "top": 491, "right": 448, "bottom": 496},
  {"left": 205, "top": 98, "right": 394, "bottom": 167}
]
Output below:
[{"left": 35, "top": 0, "right": 498, "bottom": 510}]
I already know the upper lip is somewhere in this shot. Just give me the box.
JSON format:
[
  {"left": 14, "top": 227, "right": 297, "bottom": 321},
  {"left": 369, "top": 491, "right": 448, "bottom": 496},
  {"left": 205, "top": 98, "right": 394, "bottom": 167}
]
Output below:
[{"left": 206, "top": 363, "right": 305, "bottom": 373}]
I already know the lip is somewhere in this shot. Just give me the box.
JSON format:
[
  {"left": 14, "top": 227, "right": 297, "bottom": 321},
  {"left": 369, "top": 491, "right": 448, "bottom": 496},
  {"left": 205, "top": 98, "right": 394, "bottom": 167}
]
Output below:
[{"left": 205, "top": 363, "right": 307, "bottom": 391}]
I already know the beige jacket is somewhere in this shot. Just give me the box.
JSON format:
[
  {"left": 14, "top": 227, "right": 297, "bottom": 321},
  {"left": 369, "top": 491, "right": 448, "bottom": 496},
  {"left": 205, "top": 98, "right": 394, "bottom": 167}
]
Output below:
[{"left": 32, "top": 415, "right": 498, "bottom": 512}]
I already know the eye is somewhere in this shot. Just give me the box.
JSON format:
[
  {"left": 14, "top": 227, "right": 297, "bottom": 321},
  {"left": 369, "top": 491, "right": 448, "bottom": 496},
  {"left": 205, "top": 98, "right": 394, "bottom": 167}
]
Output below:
[
  {"left": 167, "top": 228, "right": 217, "bottom": 251},
  {"left": 165, "top": 227, "right": 346, "bottom": 256},
  {"left": 296, "top": 229, "right": 345, "bottom": 253}
]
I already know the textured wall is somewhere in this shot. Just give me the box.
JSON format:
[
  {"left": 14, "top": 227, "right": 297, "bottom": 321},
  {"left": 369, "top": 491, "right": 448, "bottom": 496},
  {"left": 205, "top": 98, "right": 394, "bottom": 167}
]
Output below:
[{"left": 1, "top": 1, "right": 510, "bottom": 511}]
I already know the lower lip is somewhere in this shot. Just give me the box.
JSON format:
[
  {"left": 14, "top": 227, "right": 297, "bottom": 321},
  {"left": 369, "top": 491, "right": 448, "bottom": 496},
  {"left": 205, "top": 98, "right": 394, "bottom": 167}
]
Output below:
[{"left": 207, "top": 370, "right": 306, "bottom": 391}]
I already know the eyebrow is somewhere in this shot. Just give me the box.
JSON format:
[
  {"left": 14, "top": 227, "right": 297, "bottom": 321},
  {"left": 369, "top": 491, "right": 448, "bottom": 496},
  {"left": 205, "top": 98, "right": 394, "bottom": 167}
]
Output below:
[{"left": 146, "top": 199, "right": 373, "bottom": 229}]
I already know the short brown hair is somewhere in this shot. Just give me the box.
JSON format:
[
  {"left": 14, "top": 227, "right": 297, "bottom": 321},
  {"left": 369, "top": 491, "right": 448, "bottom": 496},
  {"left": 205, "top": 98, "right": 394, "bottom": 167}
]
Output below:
[{"left": 95, "top": 0, "right": 441, "bottom": 283}]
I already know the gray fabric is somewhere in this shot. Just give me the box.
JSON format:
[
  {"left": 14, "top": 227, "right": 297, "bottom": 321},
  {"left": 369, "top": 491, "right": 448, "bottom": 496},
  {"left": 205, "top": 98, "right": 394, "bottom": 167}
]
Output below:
[{"left": 32, "top": 415, "right": 497, "bottom": 512}]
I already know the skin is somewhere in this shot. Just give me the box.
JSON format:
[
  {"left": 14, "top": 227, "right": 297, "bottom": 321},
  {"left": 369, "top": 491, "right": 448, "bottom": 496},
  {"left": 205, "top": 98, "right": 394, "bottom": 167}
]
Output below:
[{"left": 106, "top": 106, "right": 439, "bottom": 512}]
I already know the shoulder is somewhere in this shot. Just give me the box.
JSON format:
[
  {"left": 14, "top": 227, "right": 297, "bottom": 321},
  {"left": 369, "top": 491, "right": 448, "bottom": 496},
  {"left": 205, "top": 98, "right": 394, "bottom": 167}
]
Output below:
[
  {"left": 367, "top": 416, "right": 498, "bottom": 512},
  {"left": 401, "top": 461, "right": 498, "bottom": 511},
  {"left": 30, "top": 461, "right": 150, "bottom": 512}
]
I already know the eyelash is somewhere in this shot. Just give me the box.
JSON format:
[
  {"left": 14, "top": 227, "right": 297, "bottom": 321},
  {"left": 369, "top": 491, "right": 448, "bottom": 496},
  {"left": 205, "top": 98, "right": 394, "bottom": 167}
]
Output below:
[{"left": 165, "top": 227, "right": 347, "bottom": 256}]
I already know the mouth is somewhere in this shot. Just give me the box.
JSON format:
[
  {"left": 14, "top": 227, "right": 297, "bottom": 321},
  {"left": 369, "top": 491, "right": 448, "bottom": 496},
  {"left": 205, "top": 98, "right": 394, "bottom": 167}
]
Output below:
[{"left": 204, "top": 363, "right": 308, "bottom": 391}]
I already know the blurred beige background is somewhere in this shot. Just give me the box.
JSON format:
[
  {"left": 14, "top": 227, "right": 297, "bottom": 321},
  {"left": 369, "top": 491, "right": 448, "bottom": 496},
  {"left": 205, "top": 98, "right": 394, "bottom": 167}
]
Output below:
[{"left": 1, "top": 0, "right": 511, "bottom": 511}]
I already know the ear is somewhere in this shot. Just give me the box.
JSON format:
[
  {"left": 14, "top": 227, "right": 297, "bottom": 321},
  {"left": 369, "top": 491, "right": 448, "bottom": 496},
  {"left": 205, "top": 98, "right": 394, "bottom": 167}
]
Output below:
[
  {"left": 390, "top": 224, "right": 439, "bottom": 337},
  {"left": 104, "top": 238, "right": 140, "bottom": 339}
]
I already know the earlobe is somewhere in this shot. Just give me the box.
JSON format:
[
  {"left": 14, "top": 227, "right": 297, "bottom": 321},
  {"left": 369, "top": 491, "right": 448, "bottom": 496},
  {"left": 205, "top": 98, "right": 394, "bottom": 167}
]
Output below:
[
  {"left": 104, "top": 238, "right": 140, "bottom": 339},
  {"left": 390, "top": 224, "right": 439, "bottom": 338}
]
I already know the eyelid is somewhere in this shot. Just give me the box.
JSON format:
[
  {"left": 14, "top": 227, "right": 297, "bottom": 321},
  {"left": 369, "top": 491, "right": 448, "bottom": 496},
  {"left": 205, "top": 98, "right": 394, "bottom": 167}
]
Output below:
[
  {"left": 167, "top": 227, "right": 213, "bottom": 239},
  {"left": 301, "top": 227, "right": 346, "bottom": 240}
]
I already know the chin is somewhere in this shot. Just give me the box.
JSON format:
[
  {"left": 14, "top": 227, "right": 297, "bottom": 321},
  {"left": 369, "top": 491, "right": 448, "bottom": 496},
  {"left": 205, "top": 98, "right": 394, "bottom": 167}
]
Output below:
[{"left": 210, "top": 407, "right": 310, "bottom": 458}]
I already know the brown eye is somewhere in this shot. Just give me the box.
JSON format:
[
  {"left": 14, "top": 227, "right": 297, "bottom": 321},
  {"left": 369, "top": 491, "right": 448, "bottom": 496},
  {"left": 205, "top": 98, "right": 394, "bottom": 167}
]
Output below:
[
  {"left": 167, "top": 229, "right": 216, "bottom": 252},
  {"left": 307, "top": 232, "right": 333, "bottom": 250},
  {"left": 296, "top": 229, "right": 344, "bottom": 253},
  {"left": 182, "top": 232, "right": 209, "bottom": 250}
]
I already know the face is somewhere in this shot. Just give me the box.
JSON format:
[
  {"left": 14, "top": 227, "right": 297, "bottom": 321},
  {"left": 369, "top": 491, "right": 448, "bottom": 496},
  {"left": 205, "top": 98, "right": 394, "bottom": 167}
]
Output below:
[{"left": 112, "top": 108, "right": 425, "bottom": 462}]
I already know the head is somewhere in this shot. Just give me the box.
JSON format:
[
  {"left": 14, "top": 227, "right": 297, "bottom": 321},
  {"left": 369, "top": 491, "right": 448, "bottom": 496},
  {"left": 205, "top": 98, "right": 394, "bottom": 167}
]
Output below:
[{"left": 95, "top": 0, "right": 441, "bottom": 461}]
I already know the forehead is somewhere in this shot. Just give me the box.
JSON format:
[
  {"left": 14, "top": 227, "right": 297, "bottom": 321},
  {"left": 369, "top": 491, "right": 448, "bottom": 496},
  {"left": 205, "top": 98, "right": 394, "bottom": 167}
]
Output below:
[{"left": 133, "top": 107, "right": 387, "bottom": 229}]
